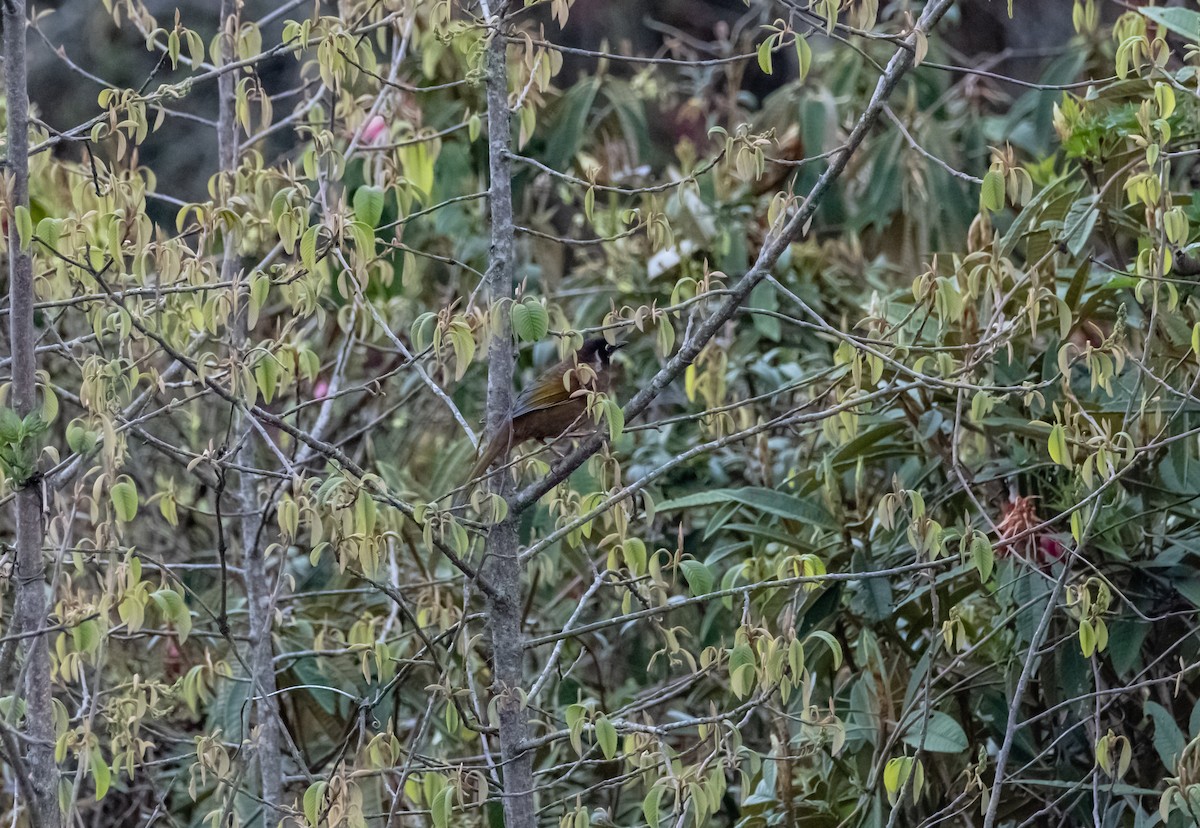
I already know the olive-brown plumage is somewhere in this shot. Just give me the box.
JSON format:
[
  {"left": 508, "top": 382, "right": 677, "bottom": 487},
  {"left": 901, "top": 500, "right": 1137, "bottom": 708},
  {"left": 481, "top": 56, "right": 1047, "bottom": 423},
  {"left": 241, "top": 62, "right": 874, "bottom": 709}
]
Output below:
[{"left": 466, "top": 338, "right": 623, "bottom": 484}]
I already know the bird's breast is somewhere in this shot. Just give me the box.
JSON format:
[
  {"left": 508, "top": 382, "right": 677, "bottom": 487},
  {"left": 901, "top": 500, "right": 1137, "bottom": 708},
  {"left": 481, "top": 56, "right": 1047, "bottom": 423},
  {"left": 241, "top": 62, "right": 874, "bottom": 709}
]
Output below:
[{"left": 511, "top": 398, "right": 589, "bottom": 442}]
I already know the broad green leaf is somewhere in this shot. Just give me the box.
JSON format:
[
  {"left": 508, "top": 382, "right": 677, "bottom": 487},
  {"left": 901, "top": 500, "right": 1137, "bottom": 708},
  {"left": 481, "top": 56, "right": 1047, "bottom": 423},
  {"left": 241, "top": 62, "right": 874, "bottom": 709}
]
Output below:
[
  {"left": 432, "top": 785, "right": 454, "bottom": 828},
  {"left": 900, "top": 710, "right": 968, "bottom": 754},
  {"left": 971, "top": 534, "right": 994, "bottom": 582},
  {"left": 595, "top": 714, "right": 617, "bottom": 759},
  {"left": 1047, "top": 424, "right": 1070, "bottom": 468},
  {"left": 643, "top": 783, "right": 666, "bottom": 828},
  {"left": 151, "top": 588, "right": 192, "bottom": 643},
  {"left": 1079, "top": 618, "right": 1096, "bottom": 657},
  {"left": 304, "top": 781, "right": 327, "bottom": 827},
  {"left": 512, "top": 300, "right": 549, "bottom": 342},
  {"left": 757, "top": 38, "right": 773, "bottom": 75},
  {"left": 14, "top": 205, "right": 32, "bottom": 250},
  {"left": 1063, "top": 195, "right": 1099, "bottom": 257},
  {"left": 1146, "top": 700, "right": 1186, "bottom": 770},
  {"left": 980, "top": 170, "right": 1005, "bottom": 212},
  {"left": 795, "top": 35, "right": 812, "bottom": 81},
  {"left": 111, "top": 477, "right": 138, "bottom": 522},
  {"left": 1140, "top": 6, "right": 1200, "bottom": 41},
  {"left": 91, "top": 748, "right": 111, "bottom": 800},
  {"left": 656, "top": 487, "right": 838, "bottom": 531},
  {"left": 806, "top": 630, "right": 843, "bottom": 670},
  {"left": 679, "top": 560, "right": 714, "bottom": 596},
  {"left": 300, "top": 224, "right": 320, "bottom": 271},
  {"left": 255, "top": 355, "right": 281, "bottom": 404},
  {"left": 604, "top": 398, "right": 624, "bottom": 441},
  {"left": 728, "top": 642, "right": 755, "bottom": 698},
  {"left": 353, "top": 185, "right": 385, "bottom": 227}
]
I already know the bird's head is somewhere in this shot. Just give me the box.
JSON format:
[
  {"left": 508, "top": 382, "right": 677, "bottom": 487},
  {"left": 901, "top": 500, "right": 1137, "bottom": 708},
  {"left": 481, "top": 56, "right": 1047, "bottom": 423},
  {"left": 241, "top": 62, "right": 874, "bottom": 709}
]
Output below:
[{"left": 577, "top": 337, "right": 625, "bottom": 368}]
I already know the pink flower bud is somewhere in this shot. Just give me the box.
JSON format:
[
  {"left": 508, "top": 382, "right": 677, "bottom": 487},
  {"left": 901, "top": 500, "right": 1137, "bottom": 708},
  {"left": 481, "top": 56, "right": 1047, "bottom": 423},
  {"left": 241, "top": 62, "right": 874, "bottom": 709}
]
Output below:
[{"left": 361, "top": 115, "right": 387, "bottom": 146}]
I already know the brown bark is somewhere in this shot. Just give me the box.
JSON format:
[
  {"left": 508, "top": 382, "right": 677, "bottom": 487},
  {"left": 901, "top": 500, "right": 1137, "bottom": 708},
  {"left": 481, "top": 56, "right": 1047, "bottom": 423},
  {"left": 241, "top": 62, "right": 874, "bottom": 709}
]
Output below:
[
  {"left": 3, "top": 0, "right": 61, "bottom": 824},
  {"left": 480, "top": 4, "right": 536, "bottom": 826},
  {"left": 216, "top": 0, "right": 283, "bottom": 822}
]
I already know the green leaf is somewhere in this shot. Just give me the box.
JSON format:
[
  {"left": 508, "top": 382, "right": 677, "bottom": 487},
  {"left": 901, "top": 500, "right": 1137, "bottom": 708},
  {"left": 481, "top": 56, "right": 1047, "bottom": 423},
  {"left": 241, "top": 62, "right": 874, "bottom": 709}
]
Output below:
[
  {"left": 757, "top": 38, "right": 773, "bottom": 75},
  {"left": 90, "top": 747, "right": 111, "bottom": 801},
  {"left": 544, "top": 76, "right": 600, "bottom": 171},
  {"left": 111, "top": 477, "right": 138, "bottom": 523},
  {"left": 795, "top": 35, "right": 812, "bottom": 81},
  {"left": 35, "top": 217, "right": 61, "bottom": 246},
  {"left": 806, "top": 630, "right": 843, "bottom": 670},
  {"left": 353, "top": 185, "right": 385, "bottom": 227},
  {"left": 511, "top": 300, "right": 549, "bottom": 342},
  {"left": 73, "top": 618, "right": 102, "bottom": 654},
  {"left": 900, "top": 710, "right": 968, "bottom": 753},
  {"left": 1063, "top": 195, "right": 1099, "bottom": 257},
  {"left": 1140, "top": 6, "right": 1200, "bottom": 41},
  {"left": 300, "top": 224, "right": 320, "bottom": 271},
  {"left": 151, "top": 588, "right": 192, "bottom": 643},
  {"left": 604, "top": 398, "right": 624, "bottom": 442},
  {"left": 1107, "top": 619, "right": 1148, "bottom": 676},
  {"left": 66, "top": 420, "right": 97, "bottom": 455},
  {"left": 749, "top": 281, "right": 781, "bottom": 341},
  {"left": 14, "top": 205, "right": 32, "bottom": 250},
  {"left": 970, "top": 533, "right": 994, "bottom": 582},
  {"left": 449, "top": 325, "right": 476, "bottom": 382},
  {"left": 728, "top": 642, "right": 755, "bottom": 698},
  {"left": 255, "top": 355, "right": 281, "bottom": 404},
  {"left": 1047, "top": 424, "right": 1071, "bottom": 468},
  {"left": 0, "top": 407, "right": 21, "bottom": 442},
  {"left": 303, "top": 781, "right": 327, "bottom": 827},
  {"left": 410, "top": 312, "right": 437, "bottom": 351},
  {"left": 595, "top": 714, "right": 617, "bottom": 759},
  {"left": 431, "top": 785, "right": 454, "bottom": 828},
  {"left": 679, "top": 560, "right": 714, "bottom": 596},
  {"left": 643, "top": 783, "right": 666, "bottom": 828},
  {"left": 1146, "top": 700, "right": 1186, "bottom": 770},
  {"left": 656, "top": 487, "right": 839, "bottom": 531},
  {"left": 883, "top": 756, "right": 912, "bottom": 804},
  {"left": 248, "top": 272, "right": 270, "bottom": 329},
  {"left": 1079, "top": 618, "right": 1096, "bottom": 657},
  {"left": 980, "top": 169, "right": 1005, "bottom": 212},
  {"left": 346, "top": 220, "right": 375, "bottom": 258}
]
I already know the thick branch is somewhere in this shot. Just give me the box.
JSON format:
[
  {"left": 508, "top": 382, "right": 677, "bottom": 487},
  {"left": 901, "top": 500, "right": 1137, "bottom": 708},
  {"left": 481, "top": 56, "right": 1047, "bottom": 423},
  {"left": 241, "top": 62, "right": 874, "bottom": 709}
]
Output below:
[
  {"left": 2, "top": 0, "right": 60, "bottom": 825},
  {"left": 479, "top": 6, "right": 536, "bottom": 827},
  {"left": 216, "top": 0, "right": 283, "bottom": 822}
]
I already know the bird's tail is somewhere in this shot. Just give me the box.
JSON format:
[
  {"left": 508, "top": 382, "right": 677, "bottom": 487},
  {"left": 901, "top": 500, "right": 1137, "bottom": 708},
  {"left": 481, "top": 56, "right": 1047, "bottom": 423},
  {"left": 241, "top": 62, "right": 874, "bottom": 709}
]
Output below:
[{"left": 456, "top": 421, "right": 514, "bottom": 506}]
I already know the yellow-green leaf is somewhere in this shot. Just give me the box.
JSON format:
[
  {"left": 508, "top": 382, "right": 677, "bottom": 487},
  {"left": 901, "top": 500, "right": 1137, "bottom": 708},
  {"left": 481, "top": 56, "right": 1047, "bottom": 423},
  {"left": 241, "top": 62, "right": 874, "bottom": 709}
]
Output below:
[
  {"left": 303, "top": 781, "right": 327, "bottom": 827},
  {"left": 300, "top": 224, "right": 320, "bottom": 271},
  {"left": 757, "top": 38, "right": 773, "bottom": 75},
  {"left": 595, "top": 714, "right": 617, "bottom": 759},
  {"left": 1048, "top": 424, "right": 1071, "bottom": 468},
  {"left": 980, "top": 169, "right": 1005, "bottom": 212},
  {"left": 795, "top": 35, "right": 812, "bottom": 81},
  {"left": 14, "top": 205, "right": 32, "bottom": 251},
  {"left": 970, "top": 533, "right": 994, "bottom": 582},
  {"left": 111, "top": 477, "right": 138, "bottom": 522},
  {"left": 353, "top": 185, "right": 385, "bottom": 227},
  {"left": 91, "top": 748, "right": 111, "bottom": 801}
]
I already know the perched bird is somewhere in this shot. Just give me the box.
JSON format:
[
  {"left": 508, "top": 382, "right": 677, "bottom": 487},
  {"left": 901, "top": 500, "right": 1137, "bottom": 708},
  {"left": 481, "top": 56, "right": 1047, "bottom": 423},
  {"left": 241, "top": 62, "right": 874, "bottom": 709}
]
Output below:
[{"left": 465, "top": 337, "right": 624, "bottom": 485}]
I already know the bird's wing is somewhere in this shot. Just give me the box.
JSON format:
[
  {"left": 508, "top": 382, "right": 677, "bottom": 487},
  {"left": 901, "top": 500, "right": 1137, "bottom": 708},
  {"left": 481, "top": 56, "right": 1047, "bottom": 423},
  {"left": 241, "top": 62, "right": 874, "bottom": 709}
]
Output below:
[{"left": 511, "top": 361, "right": 578, "bottom": 418}]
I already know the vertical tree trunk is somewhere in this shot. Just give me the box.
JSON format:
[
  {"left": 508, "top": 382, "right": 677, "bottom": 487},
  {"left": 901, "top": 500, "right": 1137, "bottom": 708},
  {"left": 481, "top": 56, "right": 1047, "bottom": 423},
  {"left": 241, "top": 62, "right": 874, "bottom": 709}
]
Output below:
[
  {"left": 216, "top": 2, "right": 283, "bottom": 823},
  {"left": 480, "top": 9, "right": 536, "bottom": 828},
  {"left": 3, "top": 1, "right": 61, "bottom": 825}
]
